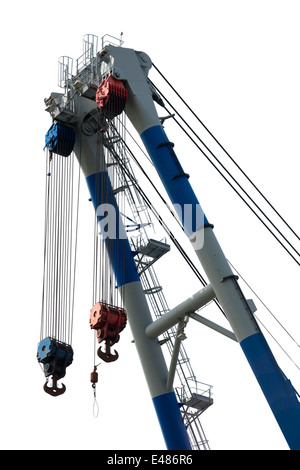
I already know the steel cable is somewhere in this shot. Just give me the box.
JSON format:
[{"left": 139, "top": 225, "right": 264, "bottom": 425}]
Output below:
[
  {"left": 40, "top": 144, "right": 80, "bottom": 346},
  {"left": 148, "top": 78, "right": 300, "bottom": 267},
  {"left": 152, "top": 63, "right": 300, "bottom": 243}
]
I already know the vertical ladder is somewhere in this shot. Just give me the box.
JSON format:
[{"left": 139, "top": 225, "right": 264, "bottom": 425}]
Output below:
[
  {"left": 131, "top": 240, "right": 213, "bottom": 449},
  {"left": 106, "top": 120, "right": 213, "bottom": 449}
]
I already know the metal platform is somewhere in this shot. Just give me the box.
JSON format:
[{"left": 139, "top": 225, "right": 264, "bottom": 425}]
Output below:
[
  {"left": 134, "top": 238, "right": 170, "bottom": 274},
  {"left": 136, "top": 238, "right": 170, "bottom": 259},
  {"left": 176, "top": 379, "right": 213, "bottom": 413},
  {"left": 184, "top": 393, "right": 213, "bottom": 413},
  {"left": 104, "top": 119, "right": 213, "bottom": 450}
]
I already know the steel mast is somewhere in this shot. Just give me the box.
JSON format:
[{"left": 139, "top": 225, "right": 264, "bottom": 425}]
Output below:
[
  {"left": 105, "top": 121, "right": 214, "bottom": 449},
  {"left": 45, "top": 34, "right": 192, "bottom": 450},
  {"left": 43, "top": 34, "right": 300, "bottom": 450},
  {"left": 100, "top": 43, "right": 300, "bottom": 450}
]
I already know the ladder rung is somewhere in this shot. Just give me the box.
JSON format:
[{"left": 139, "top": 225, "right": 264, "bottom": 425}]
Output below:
[{"left": 144, "top": 286, "right": 162, "bottom": 295}]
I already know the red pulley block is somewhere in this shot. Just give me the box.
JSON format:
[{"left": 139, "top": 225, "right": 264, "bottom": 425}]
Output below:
[
  {"left": 90, "top": 302, "right": 127, "bottom": 362},
  {"left": 96, "top": 73, "right": 127, "bottom": 119}
]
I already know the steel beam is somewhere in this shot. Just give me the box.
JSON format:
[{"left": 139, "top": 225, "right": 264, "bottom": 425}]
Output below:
[{"left": 145, "top": 284, "right": 215, "bottom": 339}]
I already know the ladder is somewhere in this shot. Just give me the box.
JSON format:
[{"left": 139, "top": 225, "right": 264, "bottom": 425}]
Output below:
[
  {"left": 106, "top": 121, "right": 213, "bottom": 450},
  {"left": 132, "top": 239, "right": 213, "bottom": 450}
]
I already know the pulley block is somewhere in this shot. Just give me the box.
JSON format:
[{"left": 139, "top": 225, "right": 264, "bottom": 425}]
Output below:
[
  {"left": 96, "top": 74, "right": 127, "bottom": 120},
  {"left": 37, "top": 337, "right": 73, "bottom": 396},
  {"left": 90, "top": 301, "right": 127, "bottom": 362},
  {"left": 44, "top": 121, "right": 75, "bottom": 157}
]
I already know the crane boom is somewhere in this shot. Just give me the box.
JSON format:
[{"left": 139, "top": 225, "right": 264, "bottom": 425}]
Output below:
[
  {"left": 43, "top": 35, "right": 300, "bottom": 450},
  {"left": 99, "top": 44, "right": 300, "bottom": 450}
]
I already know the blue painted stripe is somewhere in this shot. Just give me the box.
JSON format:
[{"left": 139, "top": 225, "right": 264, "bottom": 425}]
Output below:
[
  {"left": 86, "top": 171, "right": 139, "bottom": 287},
  {"left": 141, "top": 125, "right": 209, "bottom": 233},
  {"left": 153, "top": 392, "right": 192, "bottom": 450},
  {"left": 240, "top": 332, "right": 300, "bottom": 450}
]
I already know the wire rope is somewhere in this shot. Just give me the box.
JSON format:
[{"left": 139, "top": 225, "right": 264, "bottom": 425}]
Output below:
[
  {"left": 107, "top": 125, "right": 225, "bottom": 316},
  {"left": 40, "top": 138, "right": 81, "bottom": 346},
  {"left": 112, "top": 117, "right": 300, "bottom": 373},
  {"left": 147, "top": 73, "right": 300, "bottom": 365},
  {"left": 228, "top": 259, "right": 300, "bottom": 349},
  {"left": 152, "top": 64, "right": 300, "bottom": 243},
  {"left": 69, "top": 134, "right": 82, "bottom": 345},
  {"left": 149, "top": 79, "right": 300, "bottom": 267},
  {"left": 228, "top": 258, "right": 300, "bottom": 377}
]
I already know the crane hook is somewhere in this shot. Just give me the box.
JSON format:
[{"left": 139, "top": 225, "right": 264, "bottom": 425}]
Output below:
[
  {"left": 97, "top": 340, "right": 119, "bottom": 362},
  {"left": 44, "top": 374, "right": 66, "bottom": 397}
]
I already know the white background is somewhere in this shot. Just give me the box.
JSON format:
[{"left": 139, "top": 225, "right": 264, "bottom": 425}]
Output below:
[{"left": 1, "top": 0, "right": 300, "bottom": 450}]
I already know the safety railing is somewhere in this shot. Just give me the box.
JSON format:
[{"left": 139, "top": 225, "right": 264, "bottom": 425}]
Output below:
[
  {"left": 101, "top": 33, "right": 124, "bottom": 50},
  {"left": 176, "top": 378, "right": 213, "bottom": 407}
]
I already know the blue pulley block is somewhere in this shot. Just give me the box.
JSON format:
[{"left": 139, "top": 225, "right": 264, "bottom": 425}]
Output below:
[
  {"left": 44, "top": 121, "right": 75, "bottom": 157},
  {"left": 37, "top": 337, "right": 73, "bottom": 380}
]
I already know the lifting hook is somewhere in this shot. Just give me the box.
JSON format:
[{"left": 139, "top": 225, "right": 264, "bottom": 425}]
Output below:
[
  {"left": 43, "top": 374, "right": 66, "bottom": 397},
  {"left": 97, "top": 339, "right": 119, "bottom": 363}
]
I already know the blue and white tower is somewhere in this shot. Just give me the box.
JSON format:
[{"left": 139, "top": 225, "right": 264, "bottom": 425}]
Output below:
[{"left": 43, "top": 34, "right": 300, "bottom": 450}]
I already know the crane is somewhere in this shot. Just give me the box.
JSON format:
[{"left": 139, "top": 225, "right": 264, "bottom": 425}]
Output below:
[{"left": 38, "top": 33, "right": 300, "bottom": 450}]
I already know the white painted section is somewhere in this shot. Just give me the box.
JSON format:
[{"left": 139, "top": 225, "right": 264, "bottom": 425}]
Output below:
[
  {"left": 194, "top": 227, "right": 261, "bottom": 343},
  {"left": 145, "top": 283, "right": 216, "bottom": 339},
  {"left": 73, "top": 97, "right": 105, "bottom": 178},
  {"left": 120, "top": 280, "right": 170, "bottom": 399},
  {"left": 189, "top": 313, "right": 237, "bottom": 342},
  {"left": 166, "top": 319, "right": 185, "bottom": 392}
]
